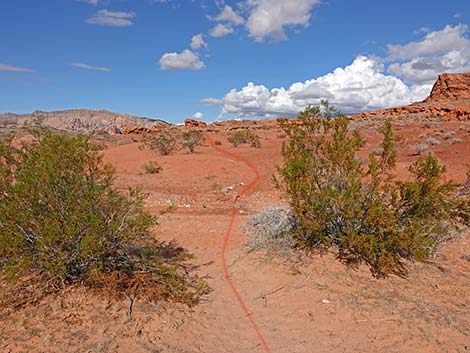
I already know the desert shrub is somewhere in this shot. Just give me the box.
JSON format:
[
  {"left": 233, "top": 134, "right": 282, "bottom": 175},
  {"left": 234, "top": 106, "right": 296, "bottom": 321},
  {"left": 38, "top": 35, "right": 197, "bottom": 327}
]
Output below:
[
  {"left": 0, "top": 127, "right": 205, "bottom": 306},
  {"left": 371, "top": 147, "right": 384, "bottom": 156},
  {"left": 214, "top": 140, "right": 222, "bottom": 146},
  {"left": 443, "top": 131, "right": 455, "bottom": 140},
  {"left": 275, "top": 102, "right": 460, "bottom": 276},
  {"left": 143, "top": 130, "right": 178, "bottom": 155},
  {"left": 244, "top": 207, "right": 296, "bottom": 253},
  {"left": 227, "top": 130, "right": 261, "bottom": 148},
  {"left": 143, "top": 161, "right": 162, "bottom": 174},
  {"left": 413, "top": 143, "right": 429, "bottom": 155},
  {"left": 181, "top": 130, "right": 204, "bottom": 153},
  {"left": 211, "top": 183, "right": 222, "bottom": 194},
  {"left": 426, "top": 137, "right": 441, "bottom": 146}
]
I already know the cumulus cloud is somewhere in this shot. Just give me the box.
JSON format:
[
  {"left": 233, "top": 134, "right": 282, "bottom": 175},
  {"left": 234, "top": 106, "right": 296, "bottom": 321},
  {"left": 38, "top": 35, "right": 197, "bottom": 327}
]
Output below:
[
  {"left": 245, "top": 0, "right": 320, "bottom": 41},
  {"left": 213, "top": 5, "right": 245, "bottom": 26},
  {"left": 193, "top": 112, "right": 204, "bottom": 119},
  {"left": 209, "top": 23, "right": 234, "bottom": 37},
  {"left": 86, "top": 10, "right": 136, "bottom": 27},
  {"left": 191, "top": 33, "right": 208, "bottom": 50},
  {"left": 0, "top": 63, "right": 34, "bottom": 72},
  {"left": 388, "top": 24, "right": 469, "bottom": 61},
  {"left": 387, "top": 24, "right": 470, "bottom": 85},
  {"left": 211, "top": 23, "right": 470, "bottom": 119},
  {"left": 71, "top": 63, "right": 111, "bottom": 72},
  {"left": 159, "top": 49, "right": 205, "bottom": 70},
  {"left": 218, "top": 56, "right": 430, "bottom": 119}
]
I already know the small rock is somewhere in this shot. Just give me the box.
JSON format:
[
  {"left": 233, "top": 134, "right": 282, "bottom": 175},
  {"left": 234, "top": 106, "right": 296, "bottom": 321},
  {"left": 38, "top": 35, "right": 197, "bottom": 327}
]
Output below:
[{"left": 321, "top": 299, "right": 331, "bottom": 304}]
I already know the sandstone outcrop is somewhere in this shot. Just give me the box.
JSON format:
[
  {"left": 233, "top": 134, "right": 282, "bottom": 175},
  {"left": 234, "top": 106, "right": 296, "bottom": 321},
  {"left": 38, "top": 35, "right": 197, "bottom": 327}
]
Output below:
[
  {"left": 358, "top": 73, "right": 470, "bottom": 121},
  {"left": 184, "top": 119, "right": 207, "bottom": 128}
]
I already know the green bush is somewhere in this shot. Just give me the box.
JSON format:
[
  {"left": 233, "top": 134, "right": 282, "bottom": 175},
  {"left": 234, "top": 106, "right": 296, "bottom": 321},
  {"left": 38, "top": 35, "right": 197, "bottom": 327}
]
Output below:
[
  {"left": 143, "top": 130, "right": 178, "bottom": 155},
  {"left": 143, "top": 161, "right": 162, "bottom": 174},
  {"left": 0, "top": 127, "right": 205, "bottom": 305},
  {"left": 227, "top": 130, "right": 261, "bottom": 148},
  {"left": 181, "top": 130, "right": 204, "bottom": 153},
  {"left": 275, "top": 101, "right": 461, "bottom": 276}
]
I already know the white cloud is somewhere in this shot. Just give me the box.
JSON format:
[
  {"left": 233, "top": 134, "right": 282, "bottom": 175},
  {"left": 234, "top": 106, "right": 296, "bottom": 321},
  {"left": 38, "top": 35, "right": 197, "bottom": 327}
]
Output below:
[
  {"left": 71, "top": 63, "right": 111, "bottom": 72},
  {"left": 77, "top": 0, "right": 99, "bottom": 5},
  {"left": 86, "top": 10, "right": 136, "bottom": 27},
  {"left": 214, "top": 5, "right": 245, "bottom": 26},
  {"left": 211, "top": 23, "right": 470, "bottom": 119},
  {"left": 191, "top": 33, "right": 208, "bottom": 50},
  {"left": 193, "top": 112, "right": 204, "bottom": 119},
  {"left": 209, "top": 23, "right": 234, "bottom": 37},
  {"left": 159, "top": 49, "right": 205, "bottom": 70},
  {"left": 0, "top": 63, "right": 34, "bottom": 73},
  {"left": 387, "top": 24, "right": 468, "bottom": 61},
  {"left": 245, "top": 0, "right": 320, "bottom": 41},
  {"left": 201, "top": 97, "right": 222, "bottom": 106},
  {"left": 387, "top": 24, "right": 470, "bottom": 85},
  {"left": 218, "top": 56, "right": 430, "bottom": 119}
]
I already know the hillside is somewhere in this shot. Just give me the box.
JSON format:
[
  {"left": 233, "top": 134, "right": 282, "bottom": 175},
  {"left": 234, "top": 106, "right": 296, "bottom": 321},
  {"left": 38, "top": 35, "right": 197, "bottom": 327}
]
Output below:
[{"left": 0, "top": 109, "right": 170, "bottom": 135}]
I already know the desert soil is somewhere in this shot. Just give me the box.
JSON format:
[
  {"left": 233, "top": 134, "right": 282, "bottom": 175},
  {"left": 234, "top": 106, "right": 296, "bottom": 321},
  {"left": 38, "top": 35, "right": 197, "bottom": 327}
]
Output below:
[{"left": 1, "top": 116, "right": 470, "bottom": 353}]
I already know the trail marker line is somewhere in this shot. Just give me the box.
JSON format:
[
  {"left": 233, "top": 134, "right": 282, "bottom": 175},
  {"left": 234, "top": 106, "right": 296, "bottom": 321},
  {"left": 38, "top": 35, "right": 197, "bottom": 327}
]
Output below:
[{"left": 205, "top": 134, "right": 271, "bottom": 353}]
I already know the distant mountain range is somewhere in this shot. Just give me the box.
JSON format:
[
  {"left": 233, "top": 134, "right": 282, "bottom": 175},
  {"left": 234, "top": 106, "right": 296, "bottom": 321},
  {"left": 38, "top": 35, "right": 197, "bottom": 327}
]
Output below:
[{"left": 0, "top": 109, "right": 170, "bottom": 134}]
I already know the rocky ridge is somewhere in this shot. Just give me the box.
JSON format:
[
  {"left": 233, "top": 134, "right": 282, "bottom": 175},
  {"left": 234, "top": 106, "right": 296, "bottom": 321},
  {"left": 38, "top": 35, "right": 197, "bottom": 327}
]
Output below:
[
  {"left": 0, "top": 109, "right": 170, "bottom": 135},
  {"left": 358, "top": 73, "right": 470, "bottom": 120}
]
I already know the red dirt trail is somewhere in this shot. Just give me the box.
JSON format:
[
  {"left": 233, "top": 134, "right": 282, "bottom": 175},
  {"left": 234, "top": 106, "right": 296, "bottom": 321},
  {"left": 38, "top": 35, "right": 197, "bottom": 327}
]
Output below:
[{"left": 205, "top": 134, "right": 271, "bottom": 353}]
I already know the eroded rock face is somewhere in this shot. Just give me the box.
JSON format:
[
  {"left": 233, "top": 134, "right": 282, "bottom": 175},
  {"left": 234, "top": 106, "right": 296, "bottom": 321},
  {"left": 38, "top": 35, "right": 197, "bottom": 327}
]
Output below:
[
  {"left": 426, "top": 73, "right": 470, "bottom": 102},
  {"left": 184, "top": 119, "right": 207, "bottom": 128},
  {"left": 357, "top": 73, "right": 470, "bottom": 121},
  {"left": 0, "top": 109, "right": 170, "bottom": 135}
]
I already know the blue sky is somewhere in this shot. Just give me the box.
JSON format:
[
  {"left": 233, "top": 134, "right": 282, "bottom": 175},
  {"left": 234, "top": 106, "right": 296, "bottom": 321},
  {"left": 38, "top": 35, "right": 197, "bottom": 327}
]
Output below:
[{"left": 0, "top": 0, "right": 469, "bottom": 123}]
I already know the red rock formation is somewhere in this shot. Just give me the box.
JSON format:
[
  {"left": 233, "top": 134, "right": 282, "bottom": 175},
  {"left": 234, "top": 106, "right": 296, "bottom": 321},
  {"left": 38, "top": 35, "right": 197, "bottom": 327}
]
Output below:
[
  {"left": 357, "top": 73, "right": 470, "bottom": 121},
  {"left": 184, "top": 119, "right": 207, "bottom": 128},
  {"left": 425, "top": 73, "right": 470, "bottom": 102}
]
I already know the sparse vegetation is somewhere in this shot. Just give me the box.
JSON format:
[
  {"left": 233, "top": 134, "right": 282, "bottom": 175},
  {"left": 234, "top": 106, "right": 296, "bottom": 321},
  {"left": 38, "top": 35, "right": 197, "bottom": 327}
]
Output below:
[
  {"left": 413, "top": 143, "right": 430, "bottom": 155},
  {"left": 143, "top": 130, "right": 178, "bottom": 156},
  {"left": 227, "top": 130, "right": 261, "bottom": 148},
  {"left": 0, "top": 126, "right": 206, "bottom": 307},
  {"left": 214, "top": 140, "right": 222, "bottom": 146},
  {"left": 143, "top": 161, "right": 162, "bottom": 174},
  {"left": 181, "top": 130, "right": 204, "bottom": 153},
  {"left": 244, "top": 207, "right": 296, "bottom": 254},
  {"left": 275, "top": 101, "right": 464, "bottom": 276},
  {"left": 211, "top": 183, "right": 223, "bottom": 194},
  {"left": 443, "top": 131, "right": 455, "bottom": 140},
  {"left": 426, "top": 137, "right": 441, "bottom": 146}
]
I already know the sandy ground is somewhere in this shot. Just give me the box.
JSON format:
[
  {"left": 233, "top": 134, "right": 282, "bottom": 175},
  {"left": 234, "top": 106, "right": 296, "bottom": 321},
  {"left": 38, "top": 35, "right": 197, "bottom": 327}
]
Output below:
[{"left": 1, "top": 117, "right": 470, "bottom": 353}]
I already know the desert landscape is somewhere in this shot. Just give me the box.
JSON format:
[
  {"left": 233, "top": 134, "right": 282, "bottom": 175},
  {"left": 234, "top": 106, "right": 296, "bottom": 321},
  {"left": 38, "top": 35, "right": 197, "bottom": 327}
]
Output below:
[
  {"left": 2, "top": 1, "right": 470, "bottom": 351},
  {"left": 1, "top": 73, "right": 469, "bottom": 353}
]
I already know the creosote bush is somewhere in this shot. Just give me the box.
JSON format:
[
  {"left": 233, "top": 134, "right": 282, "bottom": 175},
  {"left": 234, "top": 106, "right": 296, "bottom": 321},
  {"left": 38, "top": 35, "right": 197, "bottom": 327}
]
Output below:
[
  {"left": 275, "top": 101, "right": 467, "bottom": 276},
  {"left": 143, "top": 161, "right": 162, "bottom": 174},
  {"left": 227, "top": 130, "right": 261, "bottom": 148},
  {"left": 0, "top": 126, "right": 206, "bottom": 306},
  {"left": 143, "top": 130, "right": 178, "bottom": 155},
  {"left": 181, "top": 129, "right": 204, "bottom": 153}
]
